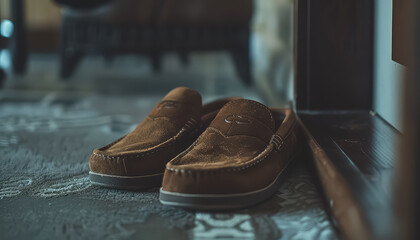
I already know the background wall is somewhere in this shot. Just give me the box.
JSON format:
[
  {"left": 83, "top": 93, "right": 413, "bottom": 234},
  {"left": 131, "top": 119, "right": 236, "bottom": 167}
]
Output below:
[
  {"left": 374, "top": 0, "right": 405, "bottom": 131},
  {"left": 0, "top": 0, "right": 60, "bottom": 30}
]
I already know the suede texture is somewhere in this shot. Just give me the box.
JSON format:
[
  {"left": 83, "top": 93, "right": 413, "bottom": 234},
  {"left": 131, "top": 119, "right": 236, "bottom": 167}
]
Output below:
[
  {"left": 162, "top": 99, "right": 299, "bottom": 194},
  {"left": 89, "top": 87, "right": 237, "bottom": 176}
]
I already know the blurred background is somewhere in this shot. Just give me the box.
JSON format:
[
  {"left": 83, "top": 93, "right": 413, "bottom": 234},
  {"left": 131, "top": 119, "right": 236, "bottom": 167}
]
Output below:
[
  {"left": 0, "top": 2, "right": 342, "bottom": 239},
  {"left": 0, "top": 0, "right": 294, "bottom": 106}
]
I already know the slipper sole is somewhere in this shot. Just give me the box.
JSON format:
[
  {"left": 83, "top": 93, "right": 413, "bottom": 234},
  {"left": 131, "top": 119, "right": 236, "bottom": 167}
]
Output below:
[{"left": 89, "top": 171, "right": 163, "bottom": 190}]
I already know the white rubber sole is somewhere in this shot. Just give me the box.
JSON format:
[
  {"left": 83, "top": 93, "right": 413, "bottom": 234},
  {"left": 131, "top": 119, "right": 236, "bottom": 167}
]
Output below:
[
  {"left": 89, "top": 171, "right": 163, "bottom": 190},
  {"left": 159, "top": 162, "right": 292, "bottom": 210}
]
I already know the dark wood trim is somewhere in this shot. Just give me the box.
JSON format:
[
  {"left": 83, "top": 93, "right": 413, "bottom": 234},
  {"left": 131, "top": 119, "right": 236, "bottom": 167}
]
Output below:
[
  {"left": 392, "top": 0, "right": 409, "bottom": 66},
  {"left": 298, "top": 115, "right": 373, "bottom": 240},
  {"left": 395, "top": 0, "right": 420, "bottom": 239},
  {"left": 294, "top": 0, "right": 309, "bottom": 109},
  {"left": 298, "top": 111, "right": 399, "bottom": 240},
  {"left": 294, "top": 0, "right": 374, "bottom": 110}
]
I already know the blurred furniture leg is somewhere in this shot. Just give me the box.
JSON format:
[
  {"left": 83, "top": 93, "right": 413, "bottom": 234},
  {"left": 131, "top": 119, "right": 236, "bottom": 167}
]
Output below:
[
  {"left": 10, "top": 0, "right": 27, "bottom": 74},
  {"left": 0, "top": 67, "right": 5, "bottom": 88},
  {"left": 231, "top": 28, "right": 251, "bottom": 85},
  {"left": 55, "top": 0, "right": 113, "bottom": 79},
  {"left": 150, "top": 51, "right": 161, "bottom": 72},
  {"left": 59, "top": 47, "right": 84, "bottom": 79},
  {"left": 59, "top": 19, "right": 84, "bottom": 79},
  {"left": 0, "top": 16, "right": 6, "bottom": 88}
]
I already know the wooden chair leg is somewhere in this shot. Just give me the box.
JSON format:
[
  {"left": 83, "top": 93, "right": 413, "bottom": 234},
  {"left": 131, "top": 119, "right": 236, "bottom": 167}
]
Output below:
[
  {"left": 231, "top": 27, "right": 252, "bottom": 85},
  {"left": 179, "top": 50, "right": 189, "bottom": 66},
  {"left": 10, "top": 0, "right": 27, "bottom": 75},
  {"left": 151, "top": 52, "right": 161, "bottom": 72},
  {"left": 0, "top": 68, "right": 5, "bottom": 88},
  {"left": 60, "top": 48, "right": 83, "bottom": 79},
  {"left": 231, "top": 48, "right": 252, "bottom": 85},
  {"left": 59, "top": 19, "right": 83, "bottom": 80}
]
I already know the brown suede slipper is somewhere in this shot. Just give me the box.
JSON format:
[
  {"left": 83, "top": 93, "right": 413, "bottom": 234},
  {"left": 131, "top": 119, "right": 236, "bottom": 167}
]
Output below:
[
  {"left": 89, "top": 87, "right": 238, "bottom": 189},
  {"left": 159, "top": 99, "right": 299, "bottom": 210}
]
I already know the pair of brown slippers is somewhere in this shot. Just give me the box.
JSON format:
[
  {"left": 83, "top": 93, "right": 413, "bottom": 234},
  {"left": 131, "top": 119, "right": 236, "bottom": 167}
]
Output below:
[{"left": 89, "top": 87, "right": 299, "bottom": 210}]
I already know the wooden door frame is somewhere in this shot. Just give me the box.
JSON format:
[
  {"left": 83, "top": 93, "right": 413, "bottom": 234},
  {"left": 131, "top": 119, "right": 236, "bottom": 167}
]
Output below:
[
  {"left": 396, "top": 0, "right": 420, "bottom": 239},
  {"left": 294, "top": 0, "right": 374, "bottom": 110},
  {"left": 294, "top": 0, "right": 420, "bottom": 239}
]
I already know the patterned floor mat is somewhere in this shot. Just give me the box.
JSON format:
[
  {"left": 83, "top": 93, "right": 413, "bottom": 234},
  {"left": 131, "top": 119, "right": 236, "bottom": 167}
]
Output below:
[{"left": 0, "top": 92, "right": 339, "bottom": 240}]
